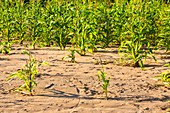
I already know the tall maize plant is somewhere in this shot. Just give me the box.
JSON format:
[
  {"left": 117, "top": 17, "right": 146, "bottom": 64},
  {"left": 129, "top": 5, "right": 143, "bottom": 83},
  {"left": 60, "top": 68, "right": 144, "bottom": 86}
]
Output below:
[
  {"left": 0, "top": 0, "right": 169, "bottom": 58},
  {"left": 0, "top": 1, "right": 17, "bottom": 53},
  {"left": 158, "top": 3, "right": 170, "bottom": 52},
  {"left": 119, "top": 0, "right": 162, "bottom": 68}
]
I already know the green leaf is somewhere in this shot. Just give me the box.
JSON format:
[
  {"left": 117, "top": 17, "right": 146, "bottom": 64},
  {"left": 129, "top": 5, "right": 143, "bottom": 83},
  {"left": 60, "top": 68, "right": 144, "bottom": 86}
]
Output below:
[{"left": 22, "top": 50, "right": 30, "bottom": 56}]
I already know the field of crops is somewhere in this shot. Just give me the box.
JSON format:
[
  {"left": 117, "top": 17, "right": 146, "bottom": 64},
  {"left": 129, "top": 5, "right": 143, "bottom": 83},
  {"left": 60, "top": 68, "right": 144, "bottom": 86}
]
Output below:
[
  {"left": 0, "top": 0, "right": 170, "bottom": 67},
  {"left": 0, "top": 0, "right": 170, "bottom": 112}
]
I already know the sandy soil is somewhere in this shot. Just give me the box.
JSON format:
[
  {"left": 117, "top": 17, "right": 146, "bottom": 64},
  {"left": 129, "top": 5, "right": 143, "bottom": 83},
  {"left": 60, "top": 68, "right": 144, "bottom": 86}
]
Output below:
[{"left": 0, "top": 45, "right": 170, "bottom": 113}]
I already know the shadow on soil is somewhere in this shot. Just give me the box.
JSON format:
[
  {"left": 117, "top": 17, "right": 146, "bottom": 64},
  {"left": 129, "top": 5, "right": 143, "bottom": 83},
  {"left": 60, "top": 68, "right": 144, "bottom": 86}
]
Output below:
[
  {"left": 94, "top": 49, "right": 118, "bottom": 54},
  {"left": 144, "top": 64, "right": 164, "bottom": 68},
  {"left": 36, "top": 89, "right": 170, "bottom": 102}
]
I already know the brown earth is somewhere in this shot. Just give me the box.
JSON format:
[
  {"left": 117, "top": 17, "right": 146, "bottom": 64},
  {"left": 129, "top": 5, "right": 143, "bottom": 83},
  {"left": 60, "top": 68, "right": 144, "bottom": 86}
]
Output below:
[{"left": 0, "top": 45, "right": 170, "bottom": 113}]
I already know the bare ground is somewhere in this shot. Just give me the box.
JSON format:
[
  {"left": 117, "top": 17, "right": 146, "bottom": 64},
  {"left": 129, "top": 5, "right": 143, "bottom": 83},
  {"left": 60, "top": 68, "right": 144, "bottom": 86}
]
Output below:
[{"left": 0, "top": 45, "right": 170, "bottom": 113}]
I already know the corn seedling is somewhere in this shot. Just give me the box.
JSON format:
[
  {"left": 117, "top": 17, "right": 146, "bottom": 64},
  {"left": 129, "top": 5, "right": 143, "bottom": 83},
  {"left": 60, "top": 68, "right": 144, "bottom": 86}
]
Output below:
[
  {"left": 69, "top": 49, "right": 76, "bottom": 63},
  {"left": 155, "top": 63, "right": 170, "bottom": 86},
  {"left": 62, "top": 45, "right": 81, "bottom": 63},
  {"left": 62, "top": 49, "right": 76, "bottom": 63},
  {"left": 97, "top": 63, "right": 110, "bottom": 100},
  {"left": 7, "top": 50, "right": 48, "bottom": 96}
]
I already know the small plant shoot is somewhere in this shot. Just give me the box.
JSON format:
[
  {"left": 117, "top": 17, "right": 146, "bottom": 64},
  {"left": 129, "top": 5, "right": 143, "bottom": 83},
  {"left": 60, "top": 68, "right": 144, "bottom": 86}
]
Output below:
[
  {"left": 98, "top": 67, "right": 110, "bottom": 100},
  {"left": 155, "top": 63, "right": 170, "bottom": 86},
  {"left": 7, "top": 50, "right": 48, "bottom": 96}
]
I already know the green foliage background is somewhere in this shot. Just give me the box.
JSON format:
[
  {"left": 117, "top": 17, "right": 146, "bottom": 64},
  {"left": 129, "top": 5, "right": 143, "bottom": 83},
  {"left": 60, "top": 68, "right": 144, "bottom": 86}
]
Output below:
[{"left": 0, "top": 0, "right": 169, "bottom": 66}]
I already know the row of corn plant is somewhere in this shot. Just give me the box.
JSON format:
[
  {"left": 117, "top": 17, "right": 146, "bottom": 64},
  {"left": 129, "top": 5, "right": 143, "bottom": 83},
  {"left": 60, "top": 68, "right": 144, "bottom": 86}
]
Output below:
[
  {"left": 0, "top": 1, "right": 16, "bottom": 54},
  {"left": 118, "top": 0, "right": 167, "bottom": 68},
  {"left": 158, "top": 3, "right": 170, "bottom": 52},
  {"left": 0, "top": 0, "right": 169, "bottom": 67}
]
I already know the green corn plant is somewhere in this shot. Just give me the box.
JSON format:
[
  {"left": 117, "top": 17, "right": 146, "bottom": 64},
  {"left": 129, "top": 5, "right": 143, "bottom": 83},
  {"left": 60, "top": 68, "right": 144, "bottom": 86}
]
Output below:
[
  {"left": 0, "top": 42, "right": 12, "bottom": 54},
  {"left": 118, "top": 0, "right": 159, "bottom": 68},
  {"left": 155, "top": 63, "right": 170, "bottom": 86},
  {"left": 0, "top": 2, "right": 4, "bottom": 39},
  {"left": 62, "top": 47, "right": 76, "bottom": 63},
  {"left": 113, "top": 2, "right": 128, "bottom": 45},
  {"left": 0, "top": 2, "right": 16, "bottom": 54},
  {"left": 41, "top": 9, "right": 54, "bottom": 47},
  {"left": 96, "top": 3, "right": 116, "bottom": 48},
  {"left": 71, "top": 3, "right": 98, "bottom": 55},
  {"left": 141, "top": 0, "right": 163, "bottom": 47},
  {"left": 98, "top": 67, "right": 110, "bottom": 100},
  {"left": 7, "top": 50, "right": 48, "bottom": 96},
  {"left": 71, "top": 6, "right": 86, "bottom": 55},
  {"left": 37, "top": 0, "right": 60, "bottom": 47},
  {"left": 67, "top": 46, "right": 78, "bottom": 63},
  {"left": 14, "top": 1, "right": 28, "bottom": 45},
  {"left": 51, "top": 2, "right": 74, "bottom": 50},
  {"left": 62, "top": 45, "right": 82, "bottom": 63},
  {"left": 158, "top": 4, "right": 170, "bottom": 52},
  {"left": 69, "top": 49, "right": 76, "bottom": 63},
  {"left": 119, "top": 39, "right": 146, "bottom": 67},
  {"left": 97, "top": 58, "right": 110, "bottom": 100},
  {"left": 95, "top": 1, "right": 129, "bottom": 47},
  {"left": 83, "top": 4, "right": 98, "bottom": 52},
  {"left": 26, "top": 1, "right": 44, "bottom": 49},
  {"left": 118, "top": 16, "right": 145, "bottom": 67},
  {"left": 78, "top": 24, "right": 89, "bottom": 56},
  {"left": 0, "top": 0, "right": 169, "bottom": 58}
]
